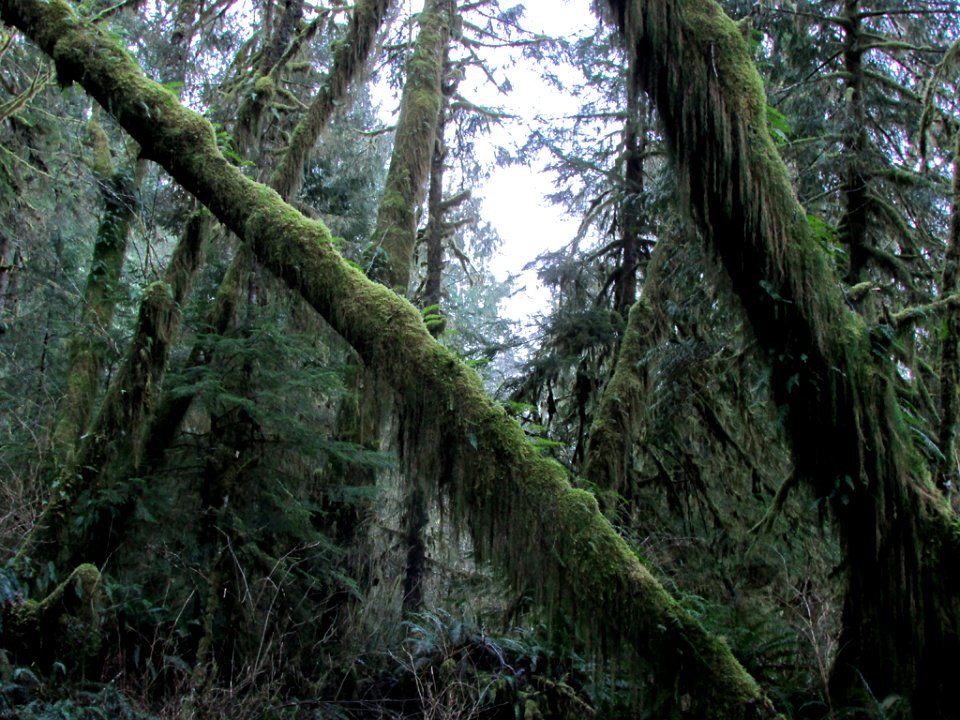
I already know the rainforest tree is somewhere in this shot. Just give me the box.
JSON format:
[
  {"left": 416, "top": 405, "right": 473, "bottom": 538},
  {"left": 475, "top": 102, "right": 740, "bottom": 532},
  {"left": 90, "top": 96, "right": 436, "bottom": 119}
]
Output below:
[{"left": 0, "top": 0, "right": 958, "bottom": 718}]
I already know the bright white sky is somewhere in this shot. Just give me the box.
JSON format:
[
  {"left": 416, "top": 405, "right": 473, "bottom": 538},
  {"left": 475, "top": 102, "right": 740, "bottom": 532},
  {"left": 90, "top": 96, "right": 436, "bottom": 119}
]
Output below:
[
  {"left": 471, "top": 1, "right": 599, "bottom": 324},
  {"left": 376, "top": 1, "right": 601, "bottom": 325}
]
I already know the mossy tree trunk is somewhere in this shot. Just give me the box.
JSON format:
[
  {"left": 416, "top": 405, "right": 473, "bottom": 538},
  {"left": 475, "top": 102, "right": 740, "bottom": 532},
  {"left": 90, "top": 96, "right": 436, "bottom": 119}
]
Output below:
[
  {"left": 160, "top": 0, "right": 197, "bottom": 85},
  {"left": 373, "top": 0, "right": 453, "bottom": 294},
  {"left": 402, "top": 53, "right": 461, "bottom": 614},
  {"left": 21, "top": 211, "right": 209, "bottom": 573},
  {"left": 51, "top": 118, "right": 139, "bottom": 464},
  {"left": 421, "top": 79, "right": 449, "bottom": 331},
  {"left": 607, "top": 0, "right": 960, "bottom": 715},
  {"left": 0, "top": 1, "right": 780, "bottom": 715},
  {"left": 583, "top": 298, "right": 654, "bottom": 505},
  {"left": 937, "top": 129, "right": 960, "bottom": 492}
]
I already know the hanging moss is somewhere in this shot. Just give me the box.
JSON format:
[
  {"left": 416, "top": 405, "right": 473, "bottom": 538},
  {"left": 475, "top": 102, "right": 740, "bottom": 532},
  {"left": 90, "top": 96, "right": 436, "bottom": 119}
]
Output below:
[
  {"left": 0, "top": 0, "right": 783, "bottom": 715},
  {"left": 270, "top": 0, "right": 392, "bottom": 201},
  {"left": 607, "top": 0, "right": 960, "bottom": 714}
]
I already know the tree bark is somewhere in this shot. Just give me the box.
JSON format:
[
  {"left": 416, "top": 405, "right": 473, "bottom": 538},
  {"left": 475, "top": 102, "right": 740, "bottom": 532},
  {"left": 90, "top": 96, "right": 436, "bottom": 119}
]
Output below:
[
  {"left": 607, "top": 0, "right": 960, "bottom": 715},
  {"left": 838, "top": 0, "right": 871, "bottom": 288},
  {"left": 613, "top": 72, "right": 645, "bottom": 318},
  {"left": 937, "top": 129, "right": 960, "bottom": 492},
  {"left": 373, "top": 0, "right": 453, "bottom": 294},
  {"left": 52, "top": 120, "right": 139, "bottom": 463},
  {"left": 0, "top": 1, "right": 778, "bottom": 715}
]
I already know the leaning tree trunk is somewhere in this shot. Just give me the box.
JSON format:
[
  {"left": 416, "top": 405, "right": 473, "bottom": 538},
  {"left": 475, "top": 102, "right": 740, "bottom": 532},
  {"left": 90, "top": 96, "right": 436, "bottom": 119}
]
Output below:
[
  {"left": 141, "top": 0, "right": 392, "bottom": 466},
  {"left": 20, "top": 210, "right": 209, "bottom": 573},
  {"left": 0, "top": 1, "right": 779, "bottom": 716},
  {"left": 607, "top": 0, "right": 960, "bottom": 715}
]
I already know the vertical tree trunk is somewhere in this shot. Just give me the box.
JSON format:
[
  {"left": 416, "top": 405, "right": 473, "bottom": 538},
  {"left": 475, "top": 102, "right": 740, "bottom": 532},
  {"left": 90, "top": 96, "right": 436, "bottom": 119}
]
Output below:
[
  {"left": 936, "top": 130, "right": 960, "bottom": 492},
  {"left": 52, "top": 120, "right": 140, "bottom": 462},
  {"left": 613, "top": 74, "right": 645, "bottom": 318},
  {"left": 161, "top": 0, "right": 197, "bottom": 85},
  {"left": 373, "top": 0, "right": 453, "bottom": 294},
  {"left": 421, "top": 108, "right": 447, "bottom": 328},
  {"left": 838, "top": 0, "right": 871, "bottom": 289}
]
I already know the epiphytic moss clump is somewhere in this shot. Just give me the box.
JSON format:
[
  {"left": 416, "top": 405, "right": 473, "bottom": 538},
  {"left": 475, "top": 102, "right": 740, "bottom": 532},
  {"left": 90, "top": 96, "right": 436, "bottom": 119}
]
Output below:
[{"left": 1, "top": 564, "right": 103, "bottom": 672}]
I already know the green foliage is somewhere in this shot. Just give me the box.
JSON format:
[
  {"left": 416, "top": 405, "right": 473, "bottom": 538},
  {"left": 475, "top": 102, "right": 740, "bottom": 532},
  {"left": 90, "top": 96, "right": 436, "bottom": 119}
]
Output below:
[
  {"left": 300, "top": 98, "right": 389, "bottom": 247},
  {"left": 2, "top": 0, "right": 959, "bottom": 715},
  {"left": 0, "top": 681, "right": 157, "bottom": 720},
  {"left": 348, "top": 611, "right": 625, "bottom": 719}
]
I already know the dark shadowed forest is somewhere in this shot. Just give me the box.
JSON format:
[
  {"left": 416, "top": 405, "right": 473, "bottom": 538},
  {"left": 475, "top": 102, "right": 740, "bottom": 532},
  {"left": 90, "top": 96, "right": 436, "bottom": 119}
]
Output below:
[{"left": 0, "top": 0, "right": 958, "bottom": 717}]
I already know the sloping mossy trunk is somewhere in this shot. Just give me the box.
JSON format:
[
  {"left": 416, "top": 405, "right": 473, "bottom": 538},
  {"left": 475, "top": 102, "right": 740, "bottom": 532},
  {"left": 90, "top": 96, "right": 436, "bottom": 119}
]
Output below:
[
  {"left": 0, "top": 564, "right": 103, "bottom": 673},
  {"left": 372, "top": 0, "right": 453, "bottom": 294},
  {"left": 20, "top": 211, "right": 209, "bottom": 573},
  {"left": 0, "top": 0, "right": 779, "bottom": 716},
  {"left": 606, "top": 0, "right": 960, "bottom": 715},
  {"left": 142, "top": 0, "right": 391, "bottom": 464}
]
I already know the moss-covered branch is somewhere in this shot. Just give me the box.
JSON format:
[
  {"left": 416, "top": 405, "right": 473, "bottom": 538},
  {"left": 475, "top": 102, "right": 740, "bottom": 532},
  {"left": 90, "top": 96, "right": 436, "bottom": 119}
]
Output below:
[
  {"left": 607, "top": 0, "right": 960, "bottom": 714},
  {"left": 1, "top": 563, "right": 102, "bottom": 671},
  {"left": 270, "top": 0, "right": 392, "bottom": 201},
  {"left": 0, "top": 0, "right": 778, "bottom": 715},
  {"left": 889, "top": 292, "right": 960, "bottom": 328}
]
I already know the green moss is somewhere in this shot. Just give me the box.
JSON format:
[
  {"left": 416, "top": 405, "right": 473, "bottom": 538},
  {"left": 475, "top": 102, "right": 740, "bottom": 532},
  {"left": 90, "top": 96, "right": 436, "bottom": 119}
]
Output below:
[
  {"left": 4, "top": 0, "right": 781, "bottom": 712},
  {"left": 253, "top": 74, "right": 275, "bottom": 96},
  {"left": 372, "top": 0, "right": 453, "bottom": 294},
  {"left": 2, "top": 564, "right": 102, "bottom": 671}
]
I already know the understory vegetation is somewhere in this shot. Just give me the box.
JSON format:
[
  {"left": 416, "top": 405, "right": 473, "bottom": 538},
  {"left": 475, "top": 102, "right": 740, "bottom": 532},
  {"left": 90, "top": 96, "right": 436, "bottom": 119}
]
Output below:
[{"left": 0, "top": 0, "right": 958, "bottom": 717}]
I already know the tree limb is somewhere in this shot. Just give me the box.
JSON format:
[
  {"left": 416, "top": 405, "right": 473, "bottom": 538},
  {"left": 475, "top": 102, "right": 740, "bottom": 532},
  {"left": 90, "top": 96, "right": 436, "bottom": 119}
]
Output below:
[{"left": 0, "top": 0, "right": 777, "bottom": 715}]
